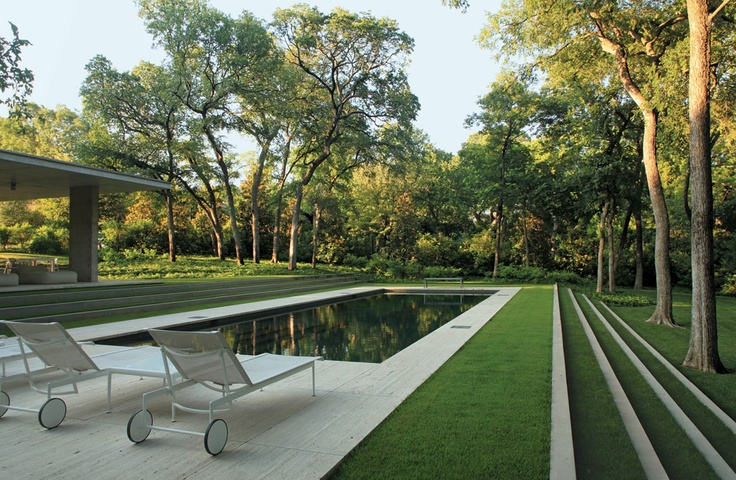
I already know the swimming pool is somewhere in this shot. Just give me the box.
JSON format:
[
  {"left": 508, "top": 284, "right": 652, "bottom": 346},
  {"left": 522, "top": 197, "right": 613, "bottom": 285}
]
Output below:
[{"left": 215, "top": 293, "right": 489, "bottom": 363}]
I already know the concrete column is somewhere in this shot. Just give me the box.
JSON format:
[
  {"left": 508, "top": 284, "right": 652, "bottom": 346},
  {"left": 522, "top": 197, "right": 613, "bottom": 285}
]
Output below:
[{"left": 69, "top": 186, "right": 99, "bottom": 282}]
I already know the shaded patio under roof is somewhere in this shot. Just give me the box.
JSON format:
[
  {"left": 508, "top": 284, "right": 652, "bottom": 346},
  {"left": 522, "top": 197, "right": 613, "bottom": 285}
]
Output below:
[{"left": 0, "top": 149, "right": 171, "bottom": 282}]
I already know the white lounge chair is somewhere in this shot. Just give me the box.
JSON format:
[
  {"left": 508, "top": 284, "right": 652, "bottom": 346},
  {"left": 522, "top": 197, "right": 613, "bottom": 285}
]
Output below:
[
  {"left": 0, "top": 320, "right": 176, "bottom": 429},
  {"left": 126, "top": 328, "right": 323, "bottom": 455},
  {"left": 0, "top": 338, "right": 32, "bottom": 377}
]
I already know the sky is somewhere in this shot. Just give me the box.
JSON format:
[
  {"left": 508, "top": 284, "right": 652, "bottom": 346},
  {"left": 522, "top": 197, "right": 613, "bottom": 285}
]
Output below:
[{"left": 3, "top": 0, "right": 503, "bottom": 155}]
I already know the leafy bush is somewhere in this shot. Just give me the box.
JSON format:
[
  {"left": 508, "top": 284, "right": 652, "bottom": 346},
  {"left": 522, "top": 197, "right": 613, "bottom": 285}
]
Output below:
[
  {"left": 588, "top": 291, "right": 656, "bottom": 307},
  {"left": 29, "top": 227, "right": 66, "bottom": 255},
  {"left": 491, "top": 265, "right": 584, "bottom": 285},
  {"left": 0, "top": 226, "right": 10, "bottom": 248},
  {"left": 546, "top": 270, "right": 585, "bottom": 285},
  {"left": 343, "top": 254, "right": 369, "bottom": 269},
  {"left": 422, "top": 265, "right": 461, "bottom": 279},
  {"left": 721, "top": 275, "right": 736, "bottom": 296}
]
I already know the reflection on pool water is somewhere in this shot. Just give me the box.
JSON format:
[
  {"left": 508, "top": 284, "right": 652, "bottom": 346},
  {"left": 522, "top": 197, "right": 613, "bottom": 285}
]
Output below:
[{"left": 216, "top": 293, "right": 488, "bottom": 363}]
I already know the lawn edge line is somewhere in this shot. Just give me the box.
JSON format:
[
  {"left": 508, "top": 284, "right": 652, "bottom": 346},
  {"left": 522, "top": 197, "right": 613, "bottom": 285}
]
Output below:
[
  {"left": 599, "top": 300, "right": 736, "bottom": 436},
  {"left": 567, "top": 288, "right": 667, "bottom": 479},
  {"left": 550, "top": 284, "right": 576, "bottom": 480},
  {"left": 582, "top": 294, "right": 736, "bottom": 479}
]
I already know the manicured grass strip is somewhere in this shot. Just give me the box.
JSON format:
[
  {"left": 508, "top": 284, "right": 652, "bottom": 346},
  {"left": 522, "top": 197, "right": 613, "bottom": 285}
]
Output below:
[
  {"left": 330, "top": 286, "right": 553, "bottom": 480},
  {"left": 593, "top": 295, "right": 736, "bottom": 474},
  {"left": 583, "top": 294, "right": 734, "bottom": 478},
  {"left": 560, "top": 290, "right": 646, "bottom": 479},
  {"left": 575, "top": 291, "right": 722, "bottom": 479}
]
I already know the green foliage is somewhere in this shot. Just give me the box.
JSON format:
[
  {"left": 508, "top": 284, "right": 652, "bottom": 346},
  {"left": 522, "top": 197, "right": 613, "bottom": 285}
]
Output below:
[
  {"left": 492, "top": 264, "right": 582, "bottom": 285},
  {"left": 342, "top": 254, "right": 368, "bottom": 269},
  {"left": 588, "top": 290, "right": 656, "bottom": 307},
  {"left": 0, "top": 21, "right": 34, "bottom": 109},
  {"left": 413, "top": 233, "right": 458, "bottom": 267},
  {"left": 720, "top": 275, "right": 736, "bottom": 296},
  {"left": 28, "top": 226, "right": 66, "bottom": 255},
  {"left": 96, "top": 254, "right": 358, "bottom": 280},
  {"left": 0, "top": 226, "right": 10, "bottom": 248}
]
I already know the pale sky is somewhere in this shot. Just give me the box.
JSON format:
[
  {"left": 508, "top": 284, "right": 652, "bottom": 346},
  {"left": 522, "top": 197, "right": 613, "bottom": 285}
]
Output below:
[{"left": 3, "top": 0, "right": 502, "bottom": 154}]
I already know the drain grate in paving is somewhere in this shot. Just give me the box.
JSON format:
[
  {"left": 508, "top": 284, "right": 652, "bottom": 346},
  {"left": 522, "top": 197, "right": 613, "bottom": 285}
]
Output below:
[
  {"left": 451, "top": 325, "right": 472, "bottom": 329},
  {"left": 188, "top": 315, "right": 209, "bottom": 319}
]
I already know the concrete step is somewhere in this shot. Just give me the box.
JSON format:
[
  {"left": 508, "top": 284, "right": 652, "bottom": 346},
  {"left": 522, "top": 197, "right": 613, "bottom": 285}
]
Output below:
[{"left": 0, "top": 275, "right": 364, "bottom": 326}]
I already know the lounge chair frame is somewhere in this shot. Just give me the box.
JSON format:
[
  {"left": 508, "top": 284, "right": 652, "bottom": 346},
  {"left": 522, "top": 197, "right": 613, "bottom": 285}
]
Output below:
[
  {"left": 0, "top": 320, "right": 174, "bottom": 429},
  {"left": 127, "top": 328, "right": 322, "bottom": 455}
]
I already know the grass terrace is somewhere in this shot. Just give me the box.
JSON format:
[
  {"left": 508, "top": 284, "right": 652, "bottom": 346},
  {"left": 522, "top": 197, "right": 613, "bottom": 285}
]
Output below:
[{"left": 330, "top": 286, "right": 736, "bottom": 479}]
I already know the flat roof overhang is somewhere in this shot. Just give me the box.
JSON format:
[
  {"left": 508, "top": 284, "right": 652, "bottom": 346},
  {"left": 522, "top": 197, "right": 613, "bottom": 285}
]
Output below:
[{"left": 0, "top": 149, "right": 170, "bottom": 201}]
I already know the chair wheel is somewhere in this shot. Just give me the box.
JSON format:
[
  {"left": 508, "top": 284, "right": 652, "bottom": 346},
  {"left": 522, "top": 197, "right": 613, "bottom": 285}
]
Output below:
[
  {"left": 0, "top": 391, "right": 9, "bottom": 418},
  {"left": 39, "top": 397, "right": 66, "bottom": 429},
  {"left": 127, "top": 409, "right": 153, "bottom": 443},
  {"left": 204, "top": 418, "right": 228, "bottom": 455}
]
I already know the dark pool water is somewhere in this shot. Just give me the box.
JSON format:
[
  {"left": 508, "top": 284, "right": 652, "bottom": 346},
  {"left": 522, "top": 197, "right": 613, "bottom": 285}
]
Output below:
[{"left": 215, "top": 293, "right": 488, "bottom": 363}]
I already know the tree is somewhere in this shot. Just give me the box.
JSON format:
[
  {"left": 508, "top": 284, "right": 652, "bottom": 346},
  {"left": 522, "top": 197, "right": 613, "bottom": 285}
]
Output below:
[
  {"left": 682, "top": 0, "right": 732, "bottom": 373},
  {"left": 0, "top": 22, "right": 33, "bottom": 110},
  {"left": 140, "top": 0, "right": 278, "bottom": 265},
  {"left": 271, "top": 5, "right": 419, "bottom": 270},
  {"left": 466, "top": 71, "right": 537, "bottom": 278},
  {"left": 81, "top": 56, "right": 188, "bottom": 262},
  {"left": 472, "top": 0, "right": 693, "bottom": 326}
]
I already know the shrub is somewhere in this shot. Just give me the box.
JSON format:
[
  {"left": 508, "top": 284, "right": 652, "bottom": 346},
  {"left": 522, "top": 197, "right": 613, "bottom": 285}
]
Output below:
[
  {"left": 343, "top": 254, "right": 369, "bottom": 269},
  {"left": 721, "top": 275, "right": 736, "bottom": 296},
  {"left": 29, "top": 227, "right": 66, "bottom": 255},
  {"left": 589, "top": 291, "right": 656, "bottom": 307},
  {"left": 422, "top": 265, "right": 462, "bottom": 279}
]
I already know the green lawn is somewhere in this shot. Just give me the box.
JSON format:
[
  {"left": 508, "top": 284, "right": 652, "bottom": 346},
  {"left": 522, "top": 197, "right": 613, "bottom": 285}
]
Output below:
[
  {"left": 330, "top": 286, "right": 736, "bottom": 479},
  {"left": 330, "top": 286, "right": 554, "bottom": 479}
]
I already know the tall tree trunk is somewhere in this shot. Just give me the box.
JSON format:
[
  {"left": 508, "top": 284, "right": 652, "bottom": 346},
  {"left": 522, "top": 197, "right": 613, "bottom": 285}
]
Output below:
[
  {"left": 596, "top": 202, "right": 608, "bottom": 294},
  {"left": 272, "top": 134, "right": 292, "bottom": 264},
  {"left": 606, "top": 199, "right": 616, "bottom": 293},
  {"left": 633, "top": 207, "right": 644, "bottom": 290},
  {"left": 288, "top": 182, "right": 304, "bottom": 271},
  {"left": 683, "top": 0, "right": 725, "bottom": 373},
  {"left": 523, "top": 214, "right": 530, "bottom": 268},
  {"left": 271, "top": 190, "right": 284, "bottom": 263},
  {"left": 492, "top": 211, "right": 502, "bottom": 279},
  {"left": 613, "top": 204, "right": 633, "bottom": 276},
  {"left": 204, "top": 127, "right": 245, "bottom": 265},
  {"left": 250, "top": 142, "right": 271, "bottom": 264},
  {"left": 164, "top": 190, "right": 176, "bottom": 263},
  {"left": 218, "top": 163, "right": 244, "bottom": 266},
  {"left": 600, "top": 37, "right": 675, "bottom": 325},
  {"left": 311, "top": 201, "right": 321, "bottom": 269}
]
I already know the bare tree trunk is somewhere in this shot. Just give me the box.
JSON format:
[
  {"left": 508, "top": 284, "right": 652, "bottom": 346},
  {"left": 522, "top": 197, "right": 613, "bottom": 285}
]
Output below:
[
  {"left": 311, "top": 202, "right": 320, "bottom": 269},
  {"left": 596, "top": 202, "right": 608, "bottom": 294},
  {"left": 288, "top": 182, "right": 304, "bottom": 270},
  {"left": 492, "top": 212, "right": 502, "bottom": 279},
  {"left": 600, "top": 37, "right": 675, "bottom": 325},
  {"left": 523, "top": 214, "right": 530, "bottom": 267},
  {"left": 634, "top": 208, "right": 644, "bottom": 290},
  {"left": 271, "top": 192, "right": 284, "bottom": 263},
  {"left": 607, "top": 200, "right": 616, "bottom": 293},
  {"left": 164, "top": 190, "right": 176, "bottom": 263},
  {"left": 250, "top": 143, "right": 271, "bottom": 264},
  {"left": 683, "top": 0, "right": 726, "bottom": 373},
  {"left": 204, "top": 127, "right": 245, "bottom": 266},
  {"left": 272, "top": 135, "right": 292, "bottom": 264}
]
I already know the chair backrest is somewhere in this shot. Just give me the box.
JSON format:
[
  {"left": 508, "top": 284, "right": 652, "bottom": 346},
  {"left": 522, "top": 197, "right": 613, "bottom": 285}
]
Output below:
[
  {"left": 148, "top": 329, "right": 252, "bottom": 386},
  {"left": 1, "top": 320, "right": 98, "bottom": 372}
]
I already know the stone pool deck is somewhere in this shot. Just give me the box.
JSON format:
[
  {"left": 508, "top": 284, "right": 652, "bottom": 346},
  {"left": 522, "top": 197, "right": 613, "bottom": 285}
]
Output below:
[{"left": 0, "top": 287, "right": 520, "bottom": 479}]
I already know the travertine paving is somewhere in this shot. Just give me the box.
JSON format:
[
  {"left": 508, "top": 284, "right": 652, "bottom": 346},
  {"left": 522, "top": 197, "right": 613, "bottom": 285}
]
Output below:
[{"left": 0, "top": 287, "right": 518, "bottom": 479}]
